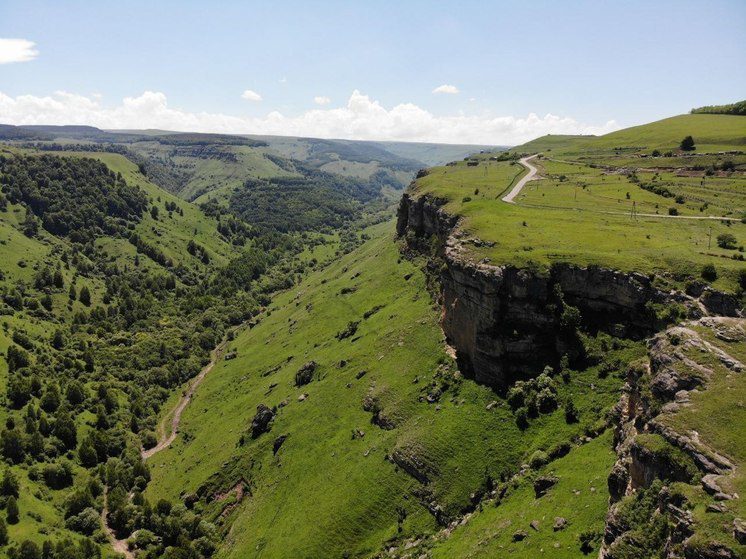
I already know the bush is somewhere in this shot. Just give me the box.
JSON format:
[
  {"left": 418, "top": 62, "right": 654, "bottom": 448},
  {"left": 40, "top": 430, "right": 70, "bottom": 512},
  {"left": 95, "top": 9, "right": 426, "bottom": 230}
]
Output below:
[
  {"left": 515, "top": 407, "right": 529, "bottom": 430},
  {"left": 701, "top": 263, "right": 717, "bottom": 281},
  {"left": 564, "top": 399, "right": 579, "bottom": 423},
  {"left": 716, "top": 233, "right": 737, "bottom": 250},
  {"left": 6, "top": 496, "right": 18, "bottom": 524},
  {"left": 64, "top": 507, "right": 100, "bottom": 535},
  {"left": 668, "top": 207, "right": 678, "bottom": 216},
  {"left": 680, "top": 136, "right": 695, "bottom": 151}
]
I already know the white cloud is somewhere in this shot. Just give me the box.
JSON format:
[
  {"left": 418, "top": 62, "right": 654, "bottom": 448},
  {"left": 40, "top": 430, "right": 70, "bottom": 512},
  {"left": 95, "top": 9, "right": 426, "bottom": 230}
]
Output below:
[
  {"left": 313, "top": 96, "right": 331, "bottom": 106},
  {"left": 241, "top": 89, "right": 262, "bottom": 102},
  {"left": 433, "top": 84, "right": 459, "bottom": 95},
  {"left": 0, "top": 89, "right": 619, "bottom": 145},
  {"left": 0, "top": 38, "right": 39, "bottom": 64}
]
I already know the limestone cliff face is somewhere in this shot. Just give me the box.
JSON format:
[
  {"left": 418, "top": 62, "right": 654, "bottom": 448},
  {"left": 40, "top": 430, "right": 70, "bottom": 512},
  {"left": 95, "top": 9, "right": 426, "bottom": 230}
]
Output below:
[{"left": 396, "top": 192, "right": 689, "bottom": 388}]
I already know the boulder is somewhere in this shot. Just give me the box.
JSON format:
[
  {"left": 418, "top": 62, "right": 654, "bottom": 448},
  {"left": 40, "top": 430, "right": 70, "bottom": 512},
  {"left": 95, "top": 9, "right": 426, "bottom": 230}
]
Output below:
[
  {"left": 512, "top": 530, "right": 527, "bottom": 542},
  {"left": 734, "top": 518, "right": 746, "bottom": 545},
  {"left": 295, "top": 361, "right": 317, "bottom": 386},
  {"left": 251, "top": 404, "right": 275, "bottom": 438},
  {"left": 273, "top": 434, "right": 288, "bottom": 455},
  {"left": 553, "top": 517, "right": 567, "bottom": 531},
  {"left": 533, "top": 475, "right": 559, "bottom": 498}
]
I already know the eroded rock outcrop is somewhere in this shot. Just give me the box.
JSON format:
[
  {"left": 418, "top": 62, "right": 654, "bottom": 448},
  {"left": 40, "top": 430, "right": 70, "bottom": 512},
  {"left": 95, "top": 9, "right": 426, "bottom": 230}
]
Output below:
[{"left": 396, "top": 192, "right": 736, "bottom": 389}]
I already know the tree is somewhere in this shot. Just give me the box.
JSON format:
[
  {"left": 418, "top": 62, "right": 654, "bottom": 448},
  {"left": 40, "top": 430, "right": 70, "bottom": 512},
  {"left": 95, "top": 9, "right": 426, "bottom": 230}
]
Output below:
[
  {"left": 716, "top": 233, "right": 737, "bottom": 250},
  {"left": 0, "top": 469, "right": 19, "bottom": 498},
  {"left": 53, "top": 412, "right": 77, "bottom": 450},
  {"left": 6, "top": 496, "right": 19, "bottom": 524},
  {"left": 151, "top": 205, "right": 159, "bottom": 220},
  {"left": 680, "top": 135, "right": 695, "bottom": 151},
  {"left": 40, "top": 384, "right": 61, "bottom": 413},
  {"left": 40, "top": 294, "right": 53, "bottom": 311},
  {"left": 1, "top": 430, "right": 25, "bottom": 464},
  {"left": 701, "top": 263, "right": 718, "bottom": 281},
  {"left": 22, "top": 210, "right": 39, "bottom": 237},
  {"left": 51, "top": 330, "right": 65, "bottom": 350},
  {"left": 78, "top": 439, "right": 98, "bottom": 468},
  {"left": 0, "top": 517, "right": 7, "bottom": 546},
  {"left": 79, "top": 286, "right": 91, "bottom": 307},
  {"left": 68, "top": 284, "right": 77, "bottom": 301},
  {"left": 66, "top": 381, "right": 86, "bottom": 407},
  {"left": 17, "top": 539, "right": 41, "bottom": 559},
  {"left": 53, "top": 269, "right": 64, "bottom": 288}
]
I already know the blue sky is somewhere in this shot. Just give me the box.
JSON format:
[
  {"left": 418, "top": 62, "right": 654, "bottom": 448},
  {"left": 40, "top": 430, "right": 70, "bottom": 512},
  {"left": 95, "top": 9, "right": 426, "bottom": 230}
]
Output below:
[{"left": 0, "top": 0, "right": 744, "bottom": 144}]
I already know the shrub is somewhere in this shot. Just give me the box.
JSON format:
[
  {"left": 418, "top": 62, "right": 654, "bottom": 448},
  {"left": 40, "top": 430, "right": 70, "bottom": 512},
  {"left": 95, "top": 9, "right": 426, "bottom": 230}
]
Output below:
[
  {"left": 701, "top": 263, "right": 717, "bottom": 281},
  {"left": 6, "top": 496, "right": 18, "bottom": 524},
  {"left": 507, "top": 385, "right": 525, "bottom": 410},
  {"left": 564, "top": 399, "right": 579, "bottom": 423},
  {"left": 515, "top": 407, "right": 529, "bottom": 430},
  {"left": 668, "top": 207, "right": 678, "bottom": 216},
  {"left": 680, "top": 136, "right": 695, "bottom": 151},
  {"left": 716, "top": 233, "right": 737, "bottom": 250}
]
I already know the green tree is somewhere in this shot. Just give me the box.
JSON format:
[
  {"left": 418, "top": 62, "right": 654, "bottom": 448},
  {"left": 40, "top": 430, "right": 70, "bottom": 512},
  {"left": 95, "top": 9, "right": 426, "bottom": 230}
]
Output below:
[
  {"left": 78, "top": 439, "right": 98, "bottom": 468},
  {"left": 0, "top": 517, "right": 7, "bottom": 546},
  {"left": 17, "top": 539, "right": 41, "bottom": 559},
  {"left": 1, "top": 430, "right": 26, "bottom": 464},
  {"left": 22, "top": 210, "right": 39, "bottom": 237},
  {"left": 79, "top": 285, "right": 91, "bottom": 307},
  {"left": 6, "top": 496, "right": 19, "bottom": 524},
  {"left": 53, "top": 269, "right": 64, "bottom": 288},
  {"left": 51, "top": 330, "right": 65, "bottom": 350},
  {"left": 680, "top": 135, "right": 695, "bottom": 151},
  {"left": 53, "top": 412, "right": 77, "bottom": 449},
  {"left": 716, "top": 233, "right": 737, "bottom": 250},
  {"left": 0, "top": 469, "right": 19, "bottom": 498}
]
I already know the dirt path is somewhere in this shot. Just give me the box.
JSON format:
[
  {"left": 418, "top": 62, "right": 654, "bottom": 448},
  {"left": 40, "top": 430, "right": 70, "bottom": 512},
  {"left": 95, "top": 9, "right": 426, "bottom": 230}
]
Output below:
[
  {"left": 504, "top": 154, "right": 740, "bottom": 221},
  {"left": 142, "top": 339, "right": 227, "bottom": 460},
  {"left": 501, "top": 154, "right": 539, "bottom": 203},
  {"left": 102, "top": 487, "right": 134, "bottom": 559}
]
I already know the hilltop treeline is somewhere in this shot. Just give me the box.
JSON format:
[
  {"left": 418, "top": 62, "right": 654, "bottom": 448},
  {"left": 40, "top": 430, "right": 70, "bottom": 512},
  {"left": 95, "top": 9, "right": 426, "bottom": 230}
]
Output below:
[
  {"left": 0, "top": 154, "right": 148, "bottom": 242},
  {"left": 690, "top": 100, "right": 746, "bottom": 116}
]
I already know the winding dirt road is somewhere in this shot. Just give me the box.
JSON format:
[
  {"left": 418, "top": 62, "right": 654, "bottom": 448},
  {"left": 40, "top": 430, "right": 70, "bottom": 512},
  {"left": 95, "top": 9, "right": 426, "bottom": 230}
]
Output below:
[
  {"left": 502, "top": 154, "right": 539, "bottom": 203},
  {"left": 142, "top": 340, "right": 227, "bottom": 460},
  {"left": 102, "top": 487, "right": 134, "bottom": 559},
  {"left": 103, "top": 339, "right": 228, "bottom": 555}
]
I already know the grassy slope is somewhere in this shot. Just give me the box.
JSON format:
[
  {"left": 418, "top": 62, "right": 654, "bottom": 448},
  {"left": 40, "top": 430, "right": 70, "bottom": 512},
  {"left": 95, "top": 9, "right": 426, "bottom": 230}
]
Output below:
[
  {"left": 521, "top": 114, "right": 746, "bottom": 155},
  {"left": 431, "top": 431, "right": 616, "bottom": 558},
  {"left": 413, "top": 115, "right": 746, "bottom": 293},
  {"left": 147, "top": 220, "right": 633, "bottom": 559}
]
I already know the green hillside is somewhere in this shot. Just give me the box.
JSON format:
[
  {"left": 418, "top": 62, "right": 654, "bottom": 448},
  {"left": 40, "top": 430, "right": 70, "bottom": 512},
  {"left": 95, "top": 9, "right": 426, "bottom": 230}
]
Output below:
[{"left": 413, "top": 113, "right": 746, "bottom": 294}]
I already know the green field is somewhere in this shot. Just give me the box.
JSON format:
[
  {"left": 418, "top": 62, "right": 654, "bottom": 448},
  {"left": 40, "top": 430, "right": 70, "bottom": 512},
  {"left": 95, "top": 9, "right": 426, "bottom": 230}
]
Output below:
[{"left": 412, "top": 114, "right": 746, "bottom": 294}]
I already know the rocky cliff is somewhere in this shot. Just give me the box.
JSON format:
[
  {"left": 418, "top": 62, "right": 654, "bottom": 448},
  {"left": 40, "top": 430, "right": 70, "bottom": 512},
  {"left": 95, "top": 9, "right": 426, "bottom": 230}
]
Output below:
[
  {"left": 396, "top": 192, "right": 740, "bottom": 389},
  {"left": 601, "top": 318, "right": 745, "bottom": 558}
]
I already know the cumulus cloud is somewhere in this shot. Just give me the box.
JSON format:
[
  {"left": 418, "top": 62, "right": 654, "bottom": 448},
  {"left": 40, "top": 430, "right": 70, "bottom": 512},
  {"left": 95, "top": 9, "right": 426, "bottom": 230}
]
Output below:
[
  {"left": 0, "top": 38, "right": 39, "bottom": 64},
  {"left": 433, "top": 84, "right": 459, "bottom": 95},
  {"left": 314, "top": 96, "right": 331, "bottom": 106},
  {"left": 0, "top": 89, "right": 619, "bottom": 145},
  {"left": 241, "top": 89, "right": 262, "bottom": 102}
]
